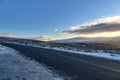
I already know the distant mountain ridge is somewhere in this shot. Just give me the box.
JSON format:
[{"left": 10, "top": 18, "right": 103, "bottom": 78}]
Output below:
[{"left": 51, "top": 36, "right": 120, "bottom": 46}]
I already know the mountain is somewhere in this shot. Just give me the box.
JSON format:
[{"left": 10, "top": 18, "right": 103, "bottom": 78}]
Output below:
[
  {"left": 51, "top": 36, "right": 120, "bottom": 47},
  {"left": 51, "top": 37, "right": 87, "bottom": 43}
]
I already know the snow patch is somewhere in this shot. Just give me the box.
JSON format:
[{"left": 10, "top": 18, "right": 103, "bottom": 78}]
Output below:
[
  {"left": 50, "top": 47, "right": 120, "bottom": 61},
  {"left": 0, "top": 45, "right": 69, "bottom": 80}
]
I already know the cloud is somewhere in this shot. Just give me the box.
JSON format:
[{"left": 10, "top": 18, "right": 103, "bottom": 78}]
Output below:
[
  {"left": 54, "top": 29, "right": 62, "bottom": 34},
  {"left": 63, "top": 16, "right": 120, "bottom": 34},
  {"left": 54, "top": 29, "right": 59, "bottom": 33},
  {"left": 0, "top": 32, "right": 14, "bottom": 37},
  {"left": 33, "top": 35, "right": 53, "bottom": 41}
]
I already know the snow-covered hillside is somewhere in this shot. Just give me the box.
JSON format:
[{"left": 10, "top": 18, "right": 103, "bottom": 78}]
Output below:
[
  {"left": 52, "top": 36, "right": 120, "bottom": 44},
  {"left": 0, "top": 44, "right": 70, "bottom": 80}
]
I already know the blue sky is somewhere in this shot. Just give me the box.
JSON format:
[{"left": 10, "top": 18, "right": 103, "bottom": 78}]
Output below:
[{"left": 0, "top": 0, "right": 120, "bottom": 40}]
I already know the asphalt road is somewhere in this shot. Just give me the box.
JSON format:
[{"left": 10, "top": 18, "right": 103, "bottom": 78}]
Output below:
[{"left": 2, "top": 43, "right": 120, "bottom": 80}]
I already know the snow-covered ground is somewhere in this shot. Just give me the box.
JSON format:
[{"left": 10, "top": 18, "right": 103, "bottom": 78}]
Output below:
[
  {"left": 0, "top": 44, "right": 70, "bottom": 80},
  {"left": 46, "top": 47, "right": 120, "bottom": 61},
  {"left": 50, "top": 47, "right": 120, "bottom": 62},
  {"left": 16, "top": 43, "right": 120, "bottom": 62},
  {"left": 3, "top": 42, "right": 120, "bottom": 62}
]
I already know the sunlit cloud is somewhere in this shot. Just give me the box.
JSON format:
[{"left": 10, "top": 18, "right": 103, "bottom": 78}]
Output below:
[
  {"left": 63, "top": 16, "right": 120, "bottom": 37},
  {"left": 77, "top": 31, "right": 120, "bottom": 38},
  {"left": 54, "top": 29, "right": 60, "bottom": 33},
  {"left": 0, "top": 32, "right": 14, "bottom": 37},
  {"left": 54, "top": 28, "right": 76, "bottom": 40},
  {"left": 33, "top": 35, "right": 53, "bottom": 41}
]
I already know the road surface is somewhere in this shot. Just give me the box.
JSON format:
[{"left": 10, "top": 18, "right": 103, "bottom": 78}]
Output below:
[{"left": 2, "top": 43, "right": 120, "bottom": 80}]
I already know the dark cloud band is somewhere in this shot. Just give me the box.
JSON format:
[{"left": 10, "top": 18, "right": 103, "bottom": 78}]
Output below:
[
  {"left": 63, "top": 16, "right": 120, "bottom": 34},
  {"left": 63, "top": 23, "right": 120, "bottom": 34}
]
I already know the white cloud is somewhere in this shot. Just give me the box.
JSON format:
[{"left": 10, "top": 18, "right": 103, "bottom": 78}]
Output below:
[
  {"left": 54, "top": 29, "right": 62, "bottom": 34},
  {"left": 63, "top": 16, "right": 120, "bottom": 34},
  {"left": 70, "top": 25, "right": 86, "bottom": 30},
  {"left": 54, "top": 29, "right": 59, "bottom": 33},
  {"left": 33, "top": 35, "right": 53, "bottom": 41},
  {"left": 0, "top": 32, "right": 14, "bottom": 37}
]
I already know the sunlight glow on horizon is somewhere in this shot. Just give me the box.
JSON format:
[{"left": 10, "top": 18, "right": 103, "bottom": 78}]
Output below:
[{"left": 79, "top": 31, "right": 120, "bottom": 38}]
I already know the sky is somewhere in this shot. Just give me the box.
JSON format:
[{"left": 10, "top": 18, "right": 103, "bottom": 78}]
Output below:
[{"left": 0, "top": 0, "right": 120, "bottom": 41}]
